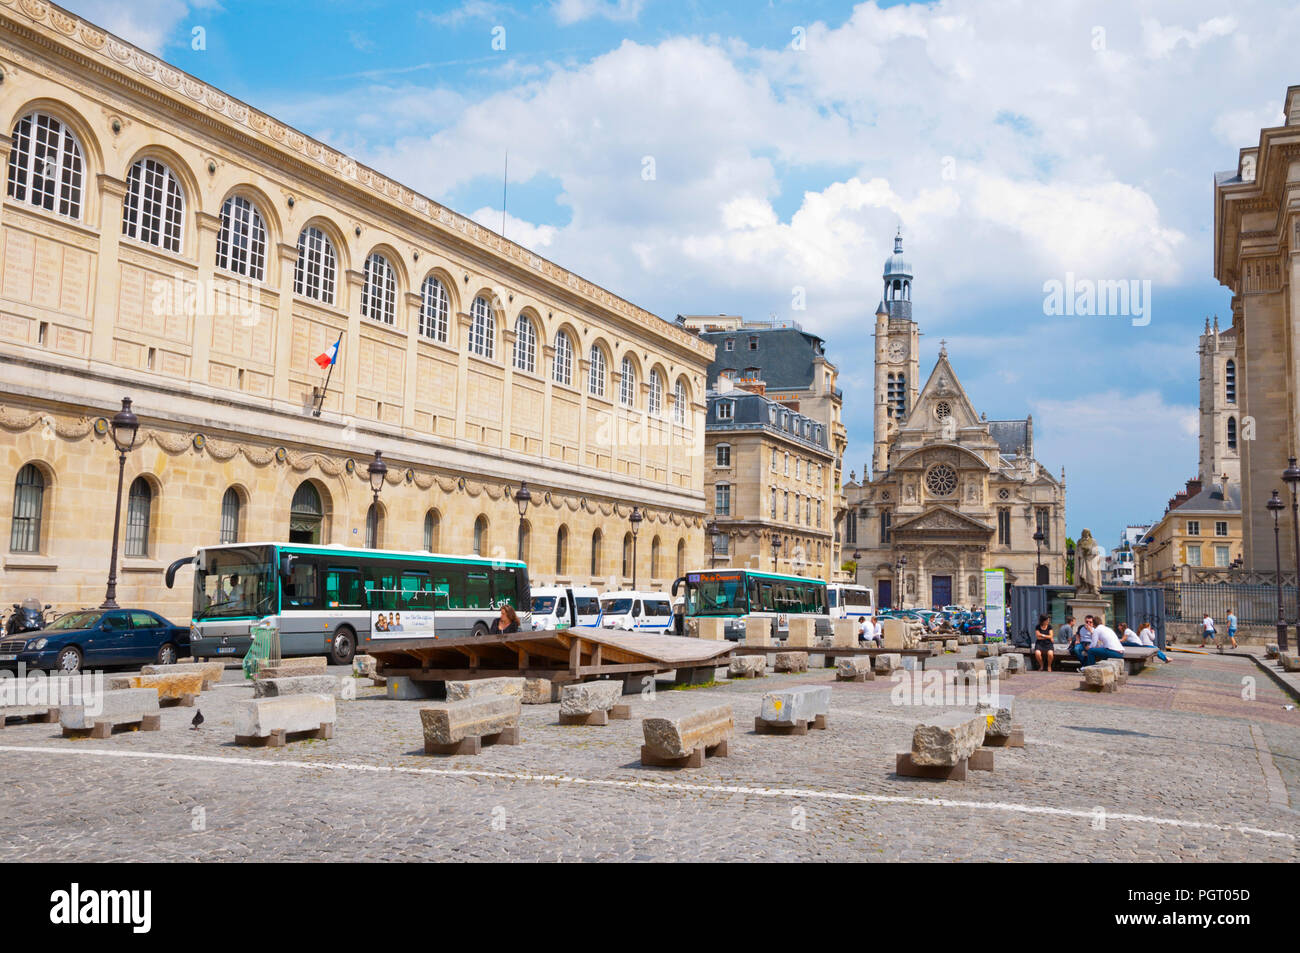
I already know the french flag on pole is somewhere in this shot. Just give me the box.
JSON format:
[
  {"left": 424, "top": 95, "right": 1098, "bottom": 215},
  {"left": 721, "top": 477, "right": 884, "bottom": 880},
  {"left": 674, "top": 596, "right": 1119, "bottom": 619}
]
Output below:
[{"left": 314, "top": 336, "right": 340, "bottom": 369}]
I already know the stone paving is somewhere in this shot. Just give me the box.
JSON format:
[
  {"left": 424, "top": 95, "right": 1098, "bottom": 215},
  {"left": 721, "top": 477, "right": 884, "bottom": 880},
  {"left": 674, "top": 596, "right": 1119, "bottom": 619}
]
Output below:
[{"left": 0, "top": 646, "right": 1296, "bottom": 862}]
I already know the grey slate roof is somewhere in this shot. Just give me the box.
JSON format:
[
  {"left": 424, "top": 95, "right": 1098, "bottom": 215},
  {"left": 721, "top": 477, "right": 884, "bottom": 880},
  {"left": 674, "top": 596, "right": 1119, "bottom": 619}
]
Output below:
[
  {"left": 699, "top": 326, "right": 828, "bottom": 390},
  {"left": 988, "top": 418, "right": 1030, "bottom": 455},
  {"left": 1178, "top": 482, "right": 1242, "bottom": 514},
  {"left": 706, "top": 391, "right": 829, "bottom": 452}
]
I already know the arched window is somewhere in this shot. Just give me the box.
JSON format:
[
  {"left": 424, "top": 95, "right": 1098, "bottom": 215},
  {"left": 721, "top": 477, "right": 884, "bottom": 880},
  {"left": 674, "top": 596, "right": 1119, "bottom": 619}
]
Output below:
[
  {"left": 215, "top": 195, "right": 266, "bottom": 280},
  {"left": 469, "top": 296, "right": 496, "bottom": 359},
  {"left": 590, "top": 529, "right": 603, "bottom": 577},
  {"left": 674, "top": 379, "right": 687, "bottom": 425},
  {"left": 424, "top": 509, "right": 440, "bottom": 551},
  {"left": 588, "top": 346, "right": 607, "bottom": 398},
  {"left": 9, "top": 464, "right": 45, "bottom": 553},
  {"left": 220, "top": 487, "right": 241, "bottom": 544},
  {"left": 473, "top": 515, "right": 489, "bottom": 556},
  {"left": 125, "top": 477, "right": 153, "bottom": 557},
  {"left": 122, "top": 158, "right": 185, "bottom": 253},
  {"left": 1227, "top": 416, "right": 1238, "bottom": 450},
  {"left": 289, "top": 481, "right": 324, "bottom": 544},
  {"left": 7, "top": 112, "right": 84, "bottom": 219},
  {"left": 648, "top": 370, "right": 664, "bottom": 417},
  {"left": 517, "top": 518, "right": 531, "bottom": 562},
  {"left": 294, "top": 226, "right": 336, "bottom": 304},
  {"left": 676, "top": 538, "right": 685, "bottom": 577},
  {"left": 419, "top": 275, "right": 450, "bottom": 342},
  {"left": 620, "top": 356, "right": 636, "bottom": 408},
  {"left": 365, "top": 502, "right": 382, "bottom": 549},
  {"left": 553, "top": 330, "right": 574, "bottom": 386},
  {"left": 556, "top": 525, "right": 569, "bottom": 575},
  {"left": 1225, "top": 359, "right": 1236, "bottom": 404},
  {"left": 622, "top": 532, "right": 633, "bottom": 578},
  {"left": 650, "top": 536, "right": 661, "bottom": 579},
  {"left": 361, "top": 252, "right": 396, "bottom": 324},
  {"left": 513, "top": 314, "right": 536, "bottom": 372}
]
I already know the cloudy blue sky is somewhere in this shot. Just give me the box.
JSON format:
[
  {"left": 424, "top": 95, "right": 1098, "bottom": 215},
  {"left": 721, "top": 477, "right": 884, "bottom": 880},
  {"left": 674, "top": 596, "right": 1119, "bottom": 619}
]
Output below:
[{"left": 67, "top": 0, "right": 1300, "bottom": 550}]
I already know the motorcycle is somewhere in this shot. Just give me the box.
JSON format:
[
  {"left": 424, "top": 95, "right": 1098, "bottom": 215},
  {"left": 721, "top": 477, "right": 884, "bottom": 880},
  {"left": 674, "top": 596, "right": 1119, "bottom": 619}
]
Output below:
[{"left": 3, "top": 597, "right": 51, "bottom": 637}]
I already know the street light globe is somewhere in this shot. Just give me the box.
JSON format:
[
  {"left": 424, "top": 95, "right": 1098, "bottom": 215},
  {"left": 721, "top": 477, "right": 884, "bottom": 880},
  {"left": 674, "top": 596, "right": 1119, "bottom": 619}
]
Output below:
[
  {"left": 515, "top": 480, "right": 532, "bottom": 517},
  {"left": 366, "top": 450, "right": 387, "bottom": 494},
  {"left": 630, "top": 506, "right": 643, "bottom": 537},
  {"left": 110, "top": 397, "right": 139, "bottom": 453},
  {"left": 1284, "top": 458, "right": 1300, "bottom": 489}
]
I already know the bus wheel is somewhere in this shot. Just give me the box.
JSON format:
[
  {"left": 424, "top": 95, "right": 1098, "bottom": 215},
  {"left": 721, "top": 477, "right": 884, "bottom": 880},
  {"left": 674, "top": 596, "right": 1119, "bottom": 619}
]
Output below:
[
  {"left": 471, "top": 623, "right": 489, "bottom": 638},
  {"left": 330, "top": 626, "right": 356, "bottom": 666}
]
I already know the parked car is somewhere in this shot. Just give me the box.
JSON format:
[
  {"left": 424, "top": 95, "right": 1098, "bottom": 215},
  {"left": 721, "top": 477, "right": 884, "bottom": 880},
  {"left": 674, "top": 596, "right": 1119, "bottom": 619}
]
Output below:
[{"left": 3, "top": 608, "right": 190, "bottom": 674}]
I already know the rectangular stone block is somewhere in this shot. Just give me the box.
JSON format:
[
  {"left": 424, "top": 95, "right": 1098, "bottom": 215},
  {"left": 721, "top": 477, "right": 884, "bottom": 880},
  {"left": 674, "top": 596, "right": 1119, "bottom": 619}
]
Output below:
[
  {"left": 943, "top": 639, "right": 958, "bottom": 652},
  {"left": 141, "top": 661, "right": 225, "bottom": 689},
  {"left": 1279, "top": 652, "right": 1300, "bottom": 673},
  {"left": 728, "top": 655, "right": 767, "bottom": 678},
  {"left": 1080, "top": 664, "right": 1117, "bottom": 691},
  {"left": 352, "top": 654, "right": 378, "bottom": 677},
  {"left": 1004, "top": 653, "right": 1024, "bottom": 673},
  {"left": 60, "top": 688, "right": 159, "bottom": 731},
  {"left": 975, "top": 693, "right": 1016, "bottom": 737},
  {"left": 773, "top": 651, "right": 808, "bottom": 673},
  {"left": 445, "top": 676, "right": 526, "bottom": 701},
  {"left": 236, "top": 694, "right": 335, "bottom": 739},
  {"left": 641, "top": 704, "right": 733, "bottom": 759},
  {"left": 522, "top": 678, "right": 557, "bottom": 704},
  {"left": 759, "top": 685, "right": 830, "bottom": 725},
  {"left": 743, "top": 616, "right": 772, "bottom": 646},
  {"left": 836, "top": 656, "right": 874, "bottom": 681},
  {"left": 421, "top": 695, "right": 520, "bottom": 746},
  {"left": 695, "top": 618, "right": 726, "bottom": 641},
  {"left": 253, "top": 674, "right": 344, "bottom": 698},
  {"left": 107, "top": 672, "right": 204, "bottom": 703},
  {"left": 1264, "top": 644, "right": 1279, "bottom": 659},
  {"left": 1097, "top": 658, "right": 1128, "bottom": 685},
  {"left": 254, "top": 656, "right": 329, "bottom": 679},
  {"left": 910, "top": 712, "right": 987, "bottom": 767},
  {"left": 874, "top": 653, "right": 901, "bottom": 674},
  {"left": 956, "top": 659, "right": 977, "bottom": 672},
  {"left": 786, "top": 618, "right": 815, "bottom": 648},
  {"left": 831, "top": 619, "right": 856, "bottom": 648},
  {"left": 901, "top": 656, "right": 918, "bottom": 671},
  {"left": 559, "top": 679, "right": 623, "bottom": 716}
]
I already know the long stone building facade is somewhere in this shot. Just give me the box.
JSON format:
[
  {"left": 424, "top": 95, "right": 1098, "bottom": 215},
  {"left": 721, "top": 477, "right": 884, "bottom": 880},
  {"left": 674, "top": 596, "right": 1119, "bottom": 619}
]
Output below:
[{"left": 0, "top": 1, "right": 714, "bottom": 619}]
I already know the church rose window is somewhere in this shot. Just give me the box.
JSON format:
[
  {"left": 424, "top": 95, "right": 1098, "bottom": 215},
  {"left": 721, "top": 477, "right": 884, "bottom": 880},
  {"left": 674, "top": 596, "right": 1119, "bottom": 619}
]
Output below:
[{"left": 925, "top": 464, "right": 957, "bottom": 497}]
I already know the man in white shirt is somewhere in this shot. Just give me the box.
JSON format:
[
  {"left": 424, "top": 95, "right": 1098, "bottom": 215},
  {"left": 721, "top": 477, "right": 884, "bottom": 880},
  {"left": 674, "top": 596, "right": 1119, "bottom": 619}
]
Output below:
[
  {"left": 1200, "top": 614, "right": 1217, "bottom": 648},
  {"left": 872, "top": 616, "right": 884, "bottom": 647},
  {"left": 1086, "top": 614, "right": 1126, "bottom": 667}
]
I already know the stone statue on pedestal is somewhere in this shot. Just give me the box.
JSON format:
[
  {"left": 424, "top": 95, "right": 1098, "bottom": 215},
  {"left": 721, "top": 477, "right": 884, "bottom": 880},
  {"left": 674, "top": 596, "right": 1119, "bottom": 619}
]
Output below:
[{"left": 1075, "top": 528, "right": 1102, "bottom": 595}]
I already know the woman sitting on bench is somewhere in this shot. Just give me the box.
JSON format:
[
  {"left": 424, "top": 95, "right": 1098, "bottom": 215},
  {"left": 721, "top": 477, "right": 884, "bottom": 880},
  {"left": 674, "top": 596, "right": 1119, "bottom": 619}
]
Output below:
[{"left": 1032, "top": 614, "right": 1055, "bottom": 672}]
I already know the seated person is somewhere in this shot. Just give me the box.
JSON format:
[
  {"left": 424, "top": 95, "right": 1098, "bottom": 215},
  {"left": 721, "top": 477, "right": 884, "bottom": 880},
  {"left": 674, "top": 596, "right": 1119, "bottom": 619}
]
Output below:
[
  {"left": 1032, "top": 613, "right": 1055, "bottom": 672},
  {"left": 490, "top": 604, "right": 520, "bottom": 634},
  {"left": 1086, "top": 616, "right": 1126, "bottom": 667},
  {"left": 1137, "top": 620, "right": 1170, "bottom": 663}
]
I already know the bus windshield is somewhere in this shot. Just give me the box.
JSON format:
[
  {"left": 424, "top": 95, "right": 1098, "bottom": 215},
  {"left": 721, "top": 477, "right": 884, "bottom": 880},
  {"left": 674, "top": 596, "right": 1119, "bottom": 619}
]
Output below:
[
  {"left": 601, "top": 598, "right": 633, "bottom": 615},
  {"left": 841, "top": 587, "right": 873, "bottom": 608},
  {"left": 686, "top": 573, "right": 749, "bottom": 616},
  {"left": 194, "top": 545, "right": 276, "bottom": 620}
]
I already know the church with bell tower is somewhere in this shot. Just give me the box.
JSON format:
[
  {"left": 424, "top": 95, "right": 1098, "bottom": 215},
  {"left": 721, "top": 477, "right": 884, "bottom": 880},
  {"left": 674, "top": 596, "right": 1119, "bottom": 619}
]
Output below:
[{"left": 841, "top": 232, "right": 1067, "bottom": 611}]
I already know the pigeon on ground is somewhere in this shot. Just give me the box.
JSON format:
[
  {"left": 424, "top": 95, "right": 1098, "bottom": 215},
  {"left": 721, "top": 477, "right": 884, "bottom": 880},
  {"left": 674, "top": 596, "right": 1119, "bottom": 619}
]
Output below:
[{"left": 191, "top": 709, "right": 204, "bottom": 730}]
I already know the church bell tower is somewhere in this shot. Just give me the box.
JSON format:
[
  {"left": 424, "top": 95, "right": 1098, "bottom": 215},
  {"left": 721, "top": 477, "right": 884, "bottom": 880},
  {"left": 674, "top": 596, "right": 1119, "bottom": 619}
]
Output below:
[{"left": 873, "top": 229, "right": 920, "bottom": 477}]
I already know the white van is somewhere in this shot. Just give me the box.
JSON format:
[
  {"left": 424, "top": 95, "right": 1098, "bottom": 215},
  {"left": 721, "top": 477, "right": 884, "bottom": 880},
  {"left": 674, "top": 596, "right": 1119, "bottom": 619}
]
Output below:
[
  {"left": 598, "top": 590, "right": 674, "bottom": 634},
  {"left": 529, "top": 586, "right": 602, "bottom": 631},
  {"left": 828, "top": 583, "right": 874, "bottom": 622}
]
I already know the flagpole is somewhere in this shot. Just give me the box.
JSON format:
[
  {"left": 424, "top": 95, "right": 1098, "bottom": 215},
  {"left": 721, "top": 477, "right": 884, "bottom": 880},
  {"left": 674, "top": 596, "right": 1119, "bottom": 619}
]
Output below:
[{"left": 313, "top": 331, "right": 344, "bottom": 417}]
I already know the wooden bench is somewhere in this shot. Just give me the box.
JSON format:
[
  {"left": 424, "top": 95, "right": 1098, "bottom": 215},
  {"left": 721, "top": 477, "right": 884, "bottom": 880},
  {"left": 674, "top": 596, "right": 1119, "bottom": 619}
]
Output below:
[
  {"left": 641, "top": 704, "right": 733, "bottom": 768},
  {"left": 60, "top": 688, "right": 161, "bottom": 739},
  {"left": 234, "top": 694, "right": 336, "bottom": 747},
  {"left": 896, "top": 711, "right": 991, "bottom": 780},
  {"left": 420, "top": 695, "right": 521, "bottom": 755},
  {"left": 558, "top": 680, "right": 631, "bottom": 726},
  {"left": 755, "top": 686, "right": 830, "bottom": 735}
]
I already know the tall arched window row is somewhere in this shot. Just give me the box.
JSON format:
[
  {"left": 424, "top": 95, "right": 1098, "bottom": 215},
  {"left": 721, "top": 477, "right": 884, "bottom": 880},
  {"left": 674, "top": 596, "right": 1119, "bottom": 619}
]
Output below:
[
  {"left": 125, "top": 477, "right": 153, "bottom": 557},
  {"left": 424, "top": 509, "right": 440, "bottom": 551},
  {"left": 419, "top": 275, "right": 450, "bottom": 342},
  {"left": 469, "top": 296, "right": 495, "bottom": 359},
  {"left": 620, "top": 357, "right": 636, "bottom": 408},
  {"left": 553, "top": 331, "right": 573, "bottom": 386},
  {"left": 588, "top": 346, "right": 607, "bottom": 398},
  {"left": 219, "top": 487, "right": 241, "bottom": 544},
  {"left": 294, "top": 226, "right": 337, "bottom": 304},
  {"left": 122, "top": 158, "right": 185, "bottom": 253},
  {"left": 9, "top": 464, "right": 45, "bottom": 553},
  {"left": 361, "top": 252, "right": 396, "bottom": 325},
  {"left": 289, "top": 481, "right": 324, "bottom": 544},
  {"left": 513, "top": 315, "right": 536, "bottom": 372},
  {"left": 648, "top": 370, "right": 664, "bottom": 417},
  {"left": 215, "top": 196, "right": 266, "bottom": 281},
  {"left": 674, "top": 379, "right": 687, "bottom": 425},
  {"left": 7, "top": 112, "right": 84, "bottom": 219}
]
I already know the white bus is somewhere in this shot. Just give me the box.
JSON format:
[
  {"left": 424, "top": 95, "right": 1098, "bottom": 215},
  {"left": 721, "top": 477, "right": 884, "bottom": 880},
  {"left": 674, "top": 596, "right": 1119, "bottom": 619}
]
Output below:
[
  {"left": 166, "top": 542, "right": 530, "bottom": 665},
  {"left": 828, "top": 583, "right": 874, "bottom": 621},
  {"left": 529, "top": 585, "right": 602, "bottom": 630},
  {"left": 598, "top": 591, "right": 674, "bottom": 634}
]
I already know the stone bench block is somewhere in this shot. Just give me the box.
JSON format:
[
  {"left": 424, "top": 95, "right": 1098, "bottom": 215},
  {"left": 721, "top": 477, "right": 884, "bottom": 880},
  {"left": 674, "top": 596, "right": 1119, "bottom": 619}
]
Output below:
[
  {"left": 641, "top": 704, "right": 733, "bottom": 766},
  {"left": 254, "top": 657, "right": 329, "bottom": 679},
  {"left": 756, "top": 685, "right": 830, "bottom": 734},
  {"left": 61, "top": 688, "right": 160, "bottom": 737},
  {"left": 976, "top": 643, "right": 1001, "bottom": 658},
  {"left": 522, "top": 678, "right": 557, "bottom": 704},
  {"left": 559, "top": 680, "right": 628, "bottom": 725},
  {"left": 831, "top": 620, "right": 857, "bottom": 648},
  {"left": 235, "top": 694, "right": 336, "bottom": 746},
  {"left": 141, "top": 661, "right": 225, "bottom": 689},
  {"left": 874, "top": 653, "right": 901, "bottom": 674},
  {"left": 835, "top": 657, "right": 874, "bottom": 681},
  {"left": 728, "top": 655, "right": 767, "bottom": 678},
  {"left": 956, "top": 659, "right": 977, "bottom": 672},
  {"left": 107, "top": 672, "right": 204, "bottom": 705},
  {"left": 975, "top": 694, "right": 1016, "bottom": 737},
  {"left": 253, "top": 674, "right": 344, "bottom": 698},
  {"left": 1004, "top": 653, "right": 1024, "bottom": 673},
  {"left": 2, "top": 675, "right": 96, "bottom": 726},
  {"left": 743, "top": 616, "right": 772, "bottom": 646},
  {"left": 421, "top": 696, "right": 521, "bottom": 754},
  {"left": 944, "top": 639, "right": 958, "bottom": 652},
  {"left": 352, "top": 654, "right": 378, "bottom": 677},
  {"left": 445, "top": 676, "right": 526, "bottom": 701},
  {"left": 695, "top": 618, "right": 726, "bottom": 641},
  {"left": 1097, "top": 658, "right": 1128, "bottom": 685},
  {"left": 910, "top": 711, "right": 987, "bottom": 767},
  {"left": 786, "top": 618, "right": 816, "bottom": 649},
  {"left": 957, "top": 635, "right": 972, "bottom": 645},
  {"left": 773, "top": 651, "right": 809, "bottom": 673},
  {"left": 1080, "top": 664, "right": 1117, "bottom": 692},
  {"left": 1279, "top": 653, "right": 1300, "bottom": 673}
]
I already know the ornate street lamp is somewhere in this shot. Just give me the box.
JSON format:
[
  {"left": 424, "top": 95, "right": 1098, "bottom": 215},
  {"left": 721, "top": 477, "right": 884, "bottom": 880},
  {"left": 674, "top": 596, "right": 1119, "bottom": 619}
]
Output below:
[
  {"left": 1066, "top": 539, "right": 1076, "bottom": 586},
  {"left": 514, "top": 481, "right": 532, "bottom": 561},
  {"left": 1283, "top": 459, "right": 1300, "bottom": 652},
  {"left": 771, "top": 535, "right": 782, "bottom": 573},
  {"left": 365, "top": 450, "right": 387, "bottom": 548},
  {"left": 629, "top": 506, "right": 643, "bottom": 589},
  {"left": 1033, "top": 529, "right": 1045, "bottom": 586},
  {"left": 894, "top": 554, "right": 907, "bottom": 610},
  {"left": 101, "top": 398, "right": 140, "bottom": 609},
  {"left": 706, "top": 519, "right": 721, "bottom": 568},
  {"left": 1268, "top": 490, "right": 1287, "bottom": 650}
]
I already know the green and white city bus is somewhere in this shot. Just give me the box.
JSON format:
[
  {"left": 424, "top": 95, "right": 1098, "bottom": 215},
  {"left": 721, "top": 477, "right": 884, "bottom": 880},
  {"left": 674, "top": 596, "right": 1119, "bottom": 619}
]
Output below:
[
  {"left": 672, "top": 568, "right": 830, "bottom": 642},
  {"left": 166, "top": 542, "right": 530, "bottom": 664}
]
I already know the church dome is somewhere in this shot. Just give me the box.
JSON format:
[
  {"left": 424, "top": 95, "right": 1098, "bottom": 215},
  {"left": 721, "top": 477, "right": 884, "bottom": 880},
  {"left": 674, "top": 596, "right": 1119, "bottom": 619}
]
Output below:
[{"left": 883, "top": 229, "right": 912, "bottom": 279}]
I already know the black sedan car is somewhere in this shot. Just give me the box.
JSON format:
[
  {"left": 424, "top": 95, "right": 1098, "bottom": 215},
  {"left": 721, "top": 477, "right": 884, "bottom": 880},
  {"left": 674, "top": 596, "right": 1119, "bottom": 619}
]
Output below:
[{"left": 0, "top": 608, "right": 190, "bottom": 674}]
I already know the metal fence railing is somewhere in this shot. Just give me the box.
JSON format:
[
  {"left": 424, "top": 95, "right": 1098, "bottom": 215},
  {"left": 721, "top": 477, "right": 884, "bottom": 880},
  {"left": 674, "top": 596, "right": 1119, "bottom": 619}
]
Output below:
[{"left": 1162, "top": 583, "right": 1299, "bottom": 626}]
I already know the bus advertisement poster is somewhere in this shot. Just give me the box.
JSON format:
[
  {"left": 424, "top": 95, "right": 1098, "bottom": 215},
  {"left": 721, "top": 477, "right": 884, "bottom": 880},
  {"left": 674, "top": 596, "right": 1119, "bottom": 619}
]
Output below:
[{"left": 370, "top": 610, "right": 437, "bottom": 639}]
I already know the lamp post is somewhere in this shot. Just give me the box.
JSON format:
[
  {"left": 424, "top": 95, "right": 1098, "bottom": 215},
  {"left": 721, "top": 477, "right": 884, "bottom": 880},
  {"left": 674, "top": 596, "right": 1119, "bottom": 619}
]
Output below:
[
  {"left": 1283, "top": 458, "right": 1300, "bottom": 652},
  {"left": 365, "top": 450, "right": 387, "bottom": 548},
  {"left": 1066, "top": 539, "right": 1076, "bottom": 587},
  {"left": 706, "top": 519, "right": 721, "bottom": 568},
  {"left": 771, "top": 535, "right": 782, "bottom": 573},
  {"left": 852, "top": 549, "right": 862, "bottom": 585},
  {"left": 514, "top": 481, "right": 532, "bottom": 561},
  {"left": 1268, "top": 490, "right": 1287, "bottom": 650},
  {"left": 1033, "top": 529, "right": 1045, "bottom": 586},
  {"left": 895, "top": 554, "right": 907, "bottom": 610},
  {"left": 101, "top": 397, "right": 140, "bottom": 609},
  {"left": 629, "top": 506, "right": 643, "bottom": 589}
]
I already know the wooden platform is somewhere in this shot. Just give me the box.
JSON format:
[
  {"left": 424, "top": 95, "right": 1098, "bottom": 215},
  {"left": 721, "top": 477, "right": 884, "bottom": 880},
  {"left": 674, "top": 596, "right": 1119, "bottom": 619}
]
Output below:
[
  {"left": 63, "top": 713, "right": 161, "bottom": 739},
  {"left": 424, "top": 725, "right": 520, "bottom": 755},
  {"left": 235, "top": 722, "right": 333, "bottom": 748},
  {"left": 983, "top": 725, "right": 1025, "bottom": 748},
  {"left": 895, "top": 748, "right": 993, "bottom": 779},
  {"left": 640, "top": 738, "right": 729, "bottom": 768},
  {"left": 370, "top": 629, "right": 733, "bottom": 685}
]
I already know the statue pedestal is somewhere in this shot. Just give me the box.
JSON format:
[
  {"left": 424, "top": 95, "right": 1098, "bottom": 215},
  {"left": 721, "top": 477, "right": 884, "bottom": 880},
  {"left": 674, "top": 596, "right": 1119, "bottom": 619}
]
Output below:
[{"left": 1068, "top": 594, "right": 1109, "bottom": 628}]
